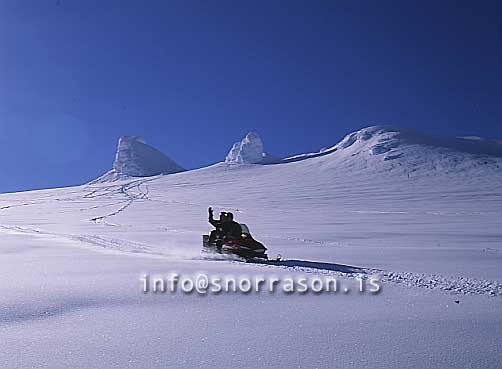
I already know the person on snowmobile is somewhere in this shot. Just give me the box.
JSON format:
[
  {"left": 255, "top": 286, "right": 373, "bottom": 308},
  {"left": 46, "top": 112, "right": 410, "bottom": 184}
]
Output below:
[{"left": 208, "top": 207, "right": 242, "bottom": 243}]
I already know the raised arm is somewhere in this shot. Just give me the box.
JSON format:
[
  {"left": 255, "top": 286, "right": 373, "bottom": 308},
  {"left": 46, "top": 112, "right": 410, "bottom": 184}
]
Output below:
[{"left": 208, "top": 207, "right": 220, "bottom": 227}]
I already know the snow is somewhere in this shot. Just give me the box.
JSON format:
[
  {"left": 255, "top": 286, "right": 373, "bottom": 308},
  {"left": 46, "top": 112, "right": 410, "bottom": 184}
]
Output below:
[
  {"left": 225, "top": 132, "right": 279, "bottom": 164},
  {"left": 226, "top": 131, "right": 266, "bottom": 164},
  {"left": 1, "top": 125, "right": 502, "bottom": 368},
  {"left": 283, "top": 125, "right": 502, "bottom": 165},
  {"left": 91, "top": 135, "right": 185, "bottom": 183}
]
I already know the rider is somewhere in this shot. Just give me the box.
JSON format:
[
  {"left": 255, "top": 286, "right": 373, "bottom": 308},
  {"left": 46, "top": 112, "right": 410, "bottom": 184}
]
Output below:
[{"left": 208, "top": 207, "right": 242, "bottom": 242}]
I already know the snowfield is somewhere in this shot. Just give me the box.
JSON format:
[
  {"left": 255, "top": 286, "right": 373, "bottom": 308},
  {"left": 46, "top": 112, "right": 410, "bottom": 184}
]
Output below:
[{"left": 1, "top": 126, "right": 501, "bottom": 368}]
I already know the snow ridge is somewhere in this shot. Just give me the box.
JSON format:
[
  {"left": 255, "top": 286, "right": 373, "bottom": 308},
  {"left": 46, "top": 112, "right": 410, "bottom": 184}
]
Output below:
[
  {"left": 284, "top": 125, "right": 502, "bottom": 162},
  {"left": 224, "top": 126, "right": 502, "bottom": 179}
]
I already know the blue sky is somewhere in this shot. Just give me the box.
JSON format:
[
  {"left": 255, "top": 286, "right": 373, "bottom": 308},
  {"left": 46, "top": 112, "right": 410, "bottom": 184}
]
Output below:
[{"left": 1, "top": 0, "right": 501, "bottom": 193}]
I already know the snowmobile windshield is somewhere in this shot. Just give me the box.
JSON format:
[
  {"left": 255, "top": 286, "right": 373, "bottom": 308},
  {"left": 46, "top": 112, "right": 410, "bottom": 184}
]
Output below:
[{"left": 239, "top": 223, "right": 250, "bottom": 234}]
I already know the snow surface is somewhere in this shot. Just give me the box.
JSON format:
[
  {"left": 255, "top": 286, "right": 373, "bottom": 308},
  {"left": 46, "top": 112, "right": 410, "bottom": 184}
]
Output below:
[
  {"left": 91, "top": 136, "right": 185, "bottom": 183},
  {"left": 1, "top": 126, "right": 502, "bottom": 368}
]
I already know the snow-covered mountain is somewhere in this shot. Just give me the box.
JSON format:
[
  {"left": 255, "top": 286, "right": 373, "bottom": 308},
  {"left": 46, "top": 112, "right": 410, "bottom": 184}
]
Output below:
[
  {"left": 92, "top": 126, "right": 502, "bottom": 184},
  {"left": 318, "top": 125, "right": 501, "bottom": 159},
  {"left": 91, "top": 135, "right": 185, "bottom": 183},
  {"left": 226, "top": 126, "right": 502, "bottom": 177},
  {"left": 284, "top": 125, "right": 502, "bottom": 178},
  {"left": 225, "top": 132, "right": 280, "bottom": 164}
]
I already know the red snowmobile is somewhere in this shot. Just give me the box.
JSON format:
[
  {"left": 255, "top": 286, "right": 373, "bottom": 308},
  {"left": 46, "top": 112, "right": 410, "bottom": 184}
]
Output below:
[{"left": 202, "top": 223, "right": 268, "bottom": 260}]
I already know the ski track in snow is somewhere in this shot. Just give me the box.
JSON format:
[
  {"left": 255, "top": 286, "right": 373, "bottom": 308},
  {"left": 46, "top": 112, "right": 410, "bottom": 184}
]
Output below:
[
  {"left": 262, "top": 234, "right": 348, "bottom": 247},
  {"left": 88, "top": 178, "right": 152, "bottom": 222},
  {"left": 0, "top": 224, "right": 168, "bottom": 258},
  {"left": 0, "top": 222, "right": 500, "bottom": 297},
  {"left": 236, "top": 258, "right": 502, "bottom": 297}
]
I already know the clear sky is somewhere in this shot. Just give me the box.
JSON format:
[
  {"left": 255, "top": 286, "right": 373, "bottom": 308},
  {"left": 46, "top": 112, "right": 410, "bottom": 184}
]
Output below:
[{"left": 1, "top": 0, "right": 501, "bottom": 193}]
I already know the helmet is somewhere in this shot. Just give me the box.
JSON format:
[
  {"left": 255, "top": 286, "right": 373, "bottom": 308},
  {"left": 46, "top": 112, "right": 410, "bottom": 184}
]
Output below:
[{"left": 219, "top": 211, "right": 234, "bottom": 222}]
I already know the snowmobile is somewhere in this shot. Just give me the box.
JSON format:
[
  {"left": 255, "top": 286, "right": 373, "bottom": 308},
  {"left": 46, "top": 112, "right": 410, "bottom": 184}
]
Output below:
[{"left": 202, "top": 223, "right": 268, "bottom": 260}]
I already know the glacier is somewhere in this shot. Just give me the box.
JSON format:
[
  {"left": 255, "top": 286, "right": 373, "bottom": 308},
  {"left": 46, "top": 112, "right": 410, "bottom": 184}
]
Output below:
[{"left": 1, "top": 125, "right": 501, "bottom": 369}]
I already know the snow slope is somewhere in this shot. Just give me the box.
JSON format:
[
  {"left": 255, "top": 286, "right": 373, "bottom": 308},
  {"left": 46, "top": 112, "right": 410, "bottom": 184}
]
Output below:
[{"left": 1, "top": 126, "right": 502, "bottom": 368}]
